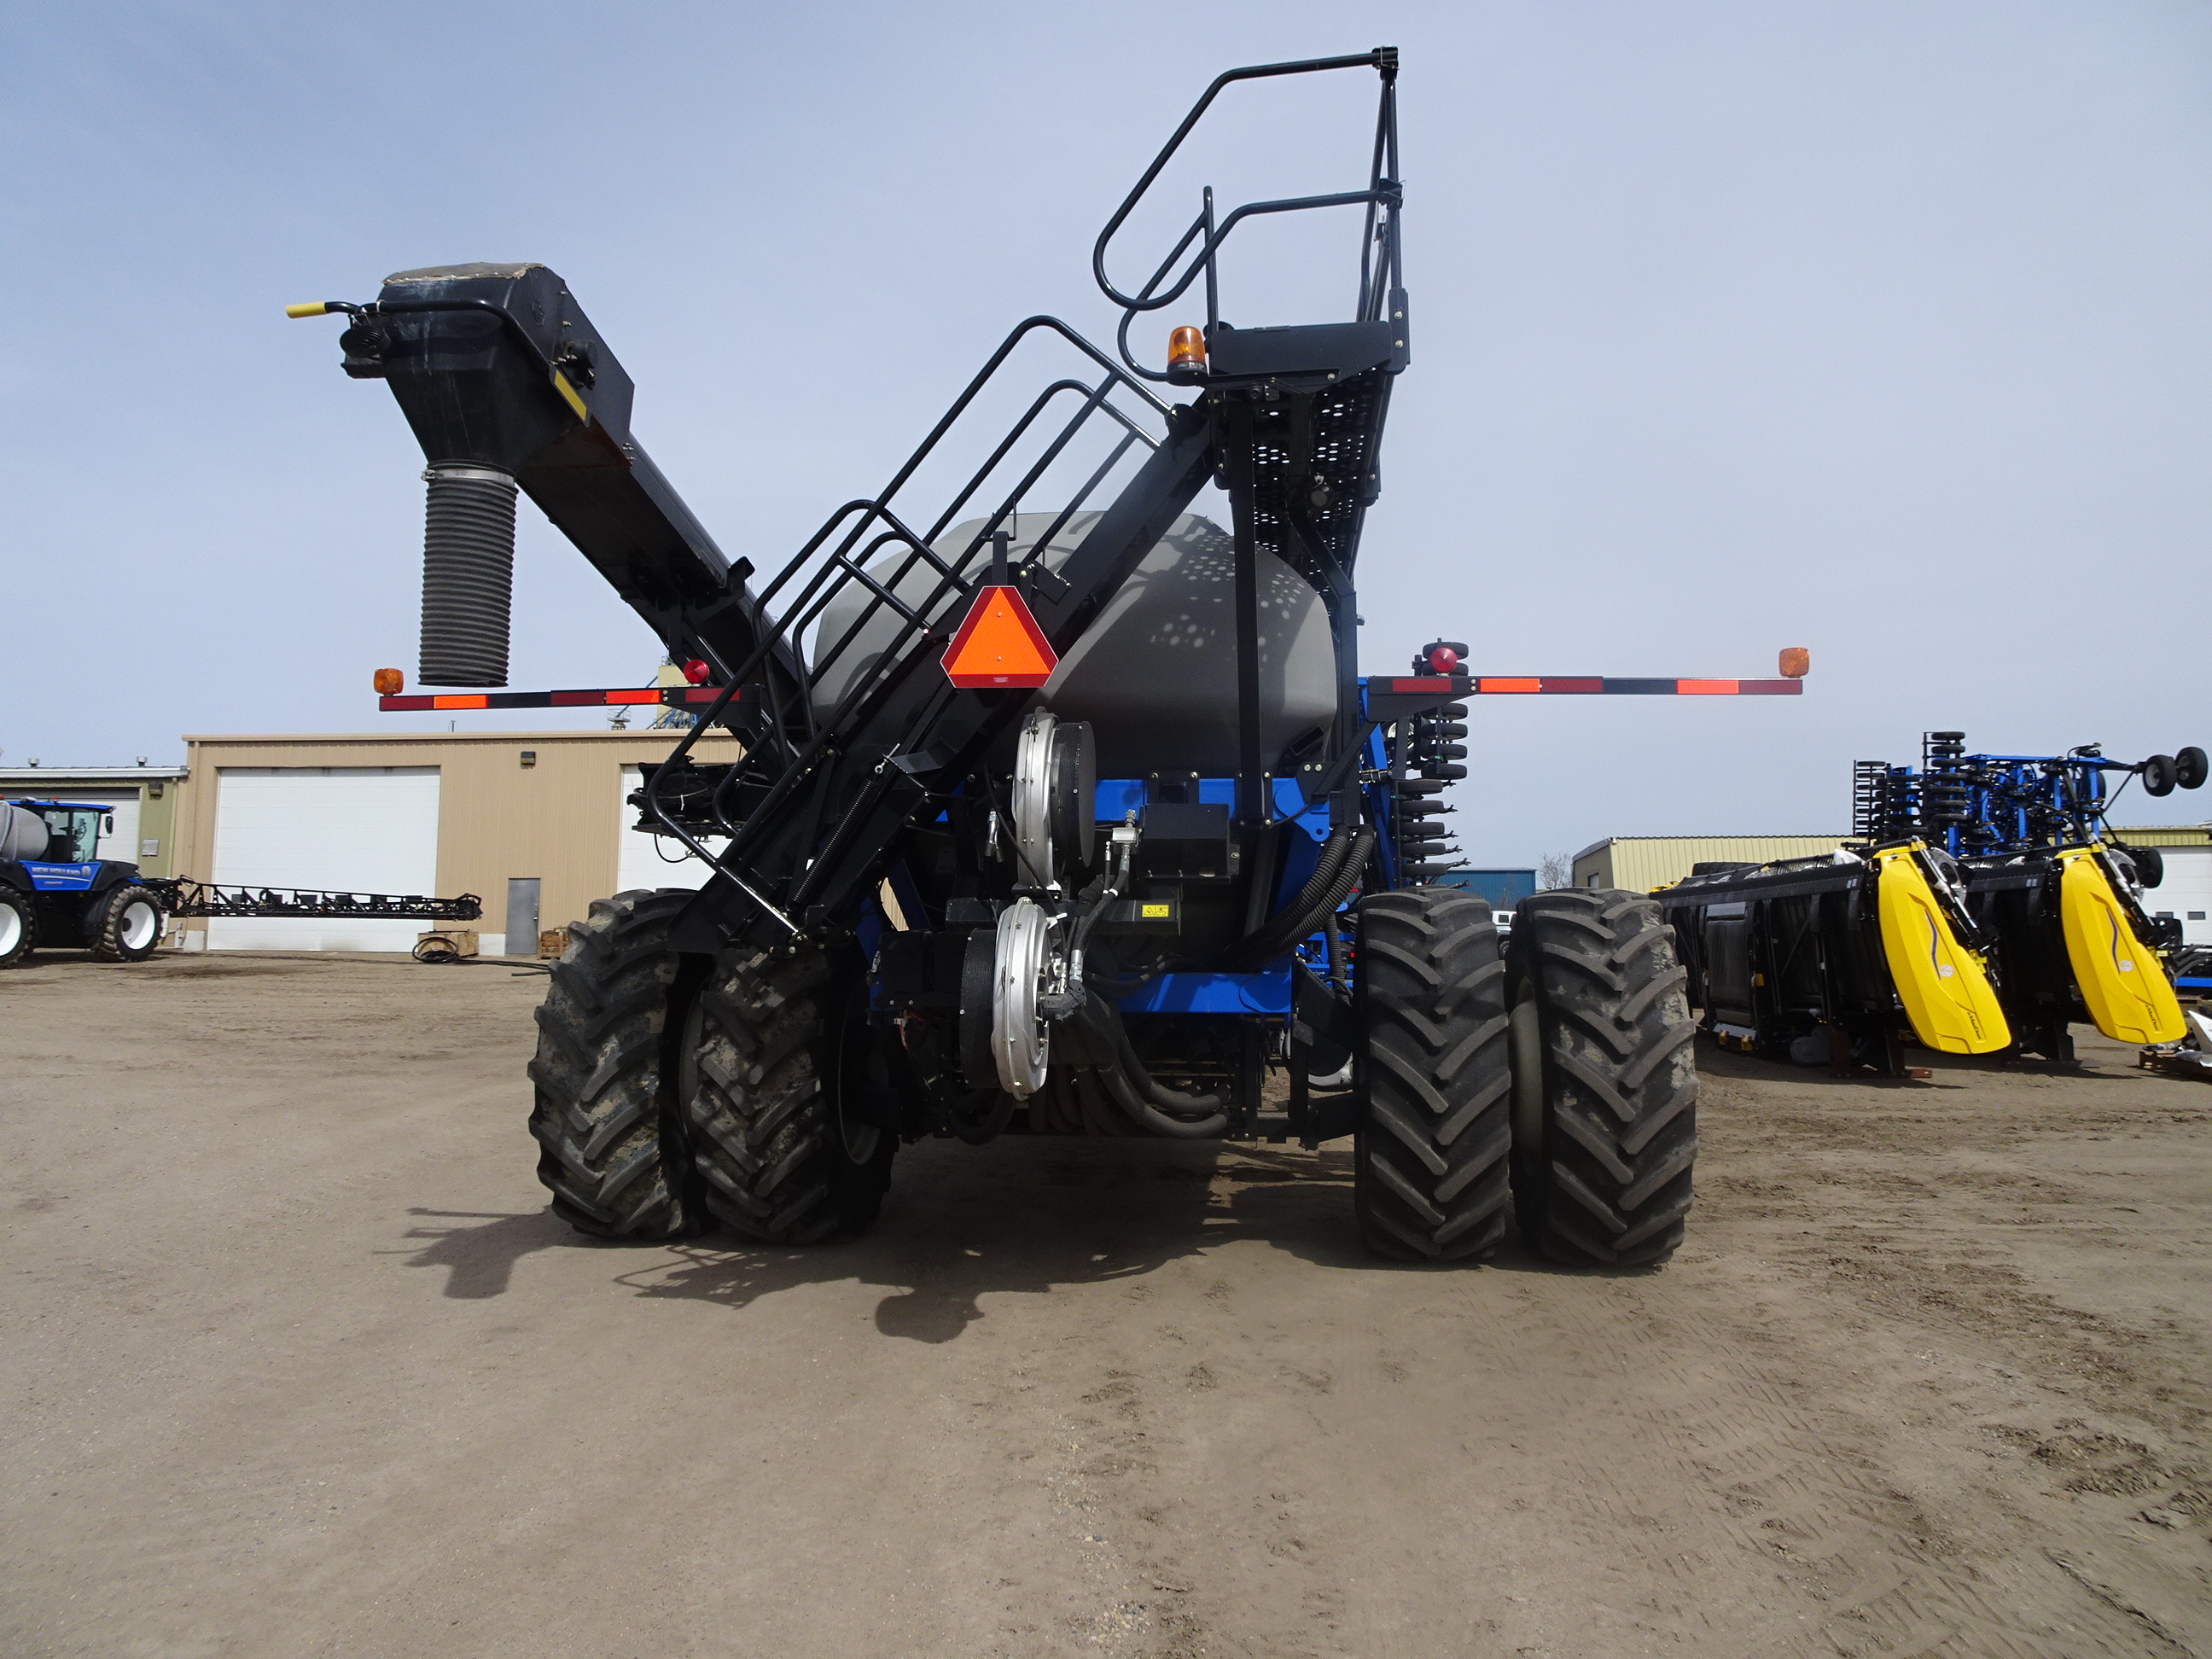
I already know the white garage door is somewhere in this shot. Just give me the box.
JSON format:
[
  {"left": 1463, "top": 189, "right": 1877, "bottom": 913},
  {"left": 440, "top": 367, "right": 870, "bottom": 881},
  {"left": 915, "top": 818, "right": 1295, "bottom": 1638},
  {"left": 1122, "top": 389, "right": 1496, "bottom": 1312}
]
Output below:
[
  {"left": 2147, "top": 846, "right": 2212, "bottom": 947},
  {"left": 616, "top": 765, "right": 722, "bottom": 894},
  {"left": 207, "top": 768, "right": 440, "bottom": 952}
]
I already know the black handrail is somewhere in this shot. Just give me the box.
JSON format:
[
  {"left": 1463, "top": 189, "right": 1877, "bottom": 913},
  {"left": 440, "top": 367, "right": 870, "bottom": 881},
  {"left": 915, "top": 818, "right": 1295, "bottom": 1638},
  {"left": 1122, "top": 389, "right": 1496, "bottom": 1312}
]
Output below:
[
  {"left": 1092, "top": 48, "right": 1400, "bottom": 380},
  {"left": 634, "top": 317, "right": 1170, "bottom": 916}
]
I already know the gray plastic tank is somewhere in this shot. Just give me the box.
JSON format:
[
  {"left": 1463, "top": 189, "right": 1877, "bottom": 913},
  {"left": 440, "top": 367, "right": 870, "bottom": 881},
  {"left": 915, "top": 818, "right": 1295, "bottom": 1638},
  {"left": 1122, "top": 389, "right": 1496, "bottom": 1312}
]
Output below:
[
  {"left": 0, "top": 803, "right": 51, "bottom": 863},
  {"left": 809, "top": 513, "right": 1336, "bottom": 776}
]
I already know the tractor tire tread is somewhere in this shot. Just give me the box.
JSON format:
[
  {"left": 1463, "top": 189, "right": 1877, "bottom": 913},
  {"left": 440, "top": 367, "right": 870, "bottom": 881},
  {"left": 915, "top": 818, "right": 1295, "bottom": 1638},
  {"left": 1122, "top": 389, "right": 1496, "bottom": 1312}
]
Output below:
[
  {"left": 527, "top": 889, "right": 701, "bottom": 1241},
  {"left": 1509, "top": 888, "right": 1698, "bottom": 1268},
  {"left": 0, "top": 886, "right": 38, "bottom": 969},
  {"left": 1353, "top": 888, "right": 1513, "bottom": 1262},
  {"left": 87, "top": 884, "right": 164, "bottom": 963},
  {"left": 684, "top": 947, "right": 892, "bottom": 1245}
]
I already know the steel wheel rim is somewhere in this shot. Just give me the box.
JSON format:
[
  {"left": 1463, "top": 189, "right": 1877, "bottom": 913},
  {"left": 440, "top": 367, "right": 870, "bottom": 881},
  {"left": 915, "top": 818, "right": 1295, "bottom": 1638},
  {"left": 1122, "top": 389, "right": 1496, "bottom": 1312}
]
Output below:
[
  {"left": 0, "top": 905, "right": 20, "bottom": 956},
  {"left": 119, "top": 900, "right": 159, "bottom": 952}
]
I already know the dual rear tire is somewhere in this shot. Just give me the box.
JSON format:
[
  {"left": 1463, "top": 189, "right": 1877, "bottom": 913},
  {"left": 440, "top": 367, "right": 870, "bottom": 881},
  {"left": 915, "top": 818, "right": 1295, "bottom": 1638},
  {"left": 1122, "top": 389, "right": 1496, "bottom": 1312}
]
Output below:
[
  {"left": 89, "top": 885, "right": 164, "bottom": 962},
  {"left": 527, "top": 889, "right": 894, "bottom": 1244},
  {"left": 1353, "top": 886, "right": 1697, "bottom": 1268}
]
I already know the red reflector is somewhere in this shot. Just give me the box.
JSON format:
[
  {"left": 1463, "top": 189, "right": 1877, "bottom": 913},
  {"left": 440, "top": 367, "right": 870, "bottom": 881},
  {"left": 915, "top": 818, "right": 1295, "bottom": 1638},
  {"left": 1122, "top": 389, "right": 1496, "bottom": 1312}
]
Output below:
[
  {"left": 1539, "top": 678, "right": 1603, "bottom": 694},
  {"left": 1737, "top": 678, "right": 1803, "bottom": 695},
  {"left": 379, "top": 696, "right": 433, "bottom": 711},
  {"left": 1676, "top": 679, "right": 1738, "bottom": 695},
  {"left": 1385, "top": 677, "right": 1456, "bottom": 694},
  {"left": 605, "top": 688, "right": 658, "bottom": 705},
  {"left": 941, "top": 585, "right": 1058, "bottom": 689}
]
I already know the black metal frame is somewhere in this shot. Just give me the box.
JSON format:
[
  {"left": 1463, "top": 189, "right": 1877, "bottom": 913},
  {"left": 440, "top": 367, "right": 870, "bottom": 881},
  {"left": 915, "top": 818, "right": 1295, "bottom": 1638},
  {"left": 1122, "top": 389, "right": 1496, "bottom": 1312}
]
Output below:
[
  {"left": 634, "top": 315, "right": 1185, "bottom": 936},
  {"left": 626, "top": 49, "right": 1410, "bottom": 949},
  {"left": 153, "top": 879, "right": 482, "bottom": 922},
  {"left": 1093, "top": 48, "right": 1403, "bottom": 381}
]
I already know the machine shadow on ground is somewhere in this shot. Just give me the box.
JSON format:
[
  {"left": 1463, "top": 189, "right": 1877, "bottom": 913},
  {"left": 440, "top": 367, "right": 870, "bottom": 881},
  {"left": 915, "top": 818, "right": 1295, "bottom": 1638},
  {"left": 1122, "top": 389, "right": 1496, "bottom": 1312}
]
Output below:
[
  {"left": 396, "top": 1136, "right": 1591, "bottom": 1339},
  {"left": 1689, "top": 1035, "right": 1978, "bottom": 1091}
]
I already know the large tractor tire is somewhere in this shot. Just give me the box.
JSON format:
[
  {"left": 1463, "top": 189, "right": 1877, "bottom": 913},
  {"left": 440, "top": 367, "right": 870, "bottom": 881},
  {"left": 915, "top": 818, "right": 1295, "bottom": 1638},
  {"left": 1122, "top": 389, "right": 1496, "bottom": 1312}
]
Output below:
[
  {"left": 87, "top": 885, "right": 164, "bottom": 963},
  {"left": 0, "top": 888, "right": 34, "bottom": 969},
  {"left": 684, "top": 946, "right": 896, "bottom": 1244},
  {"left": 527, "top": 889, "right": 707, "bottom": 1241},
  {"left": 1351, "top": 887, "right": 1514, "bottom": 1261},
  {"left": 1507, "top": 889, "right": 1698, "bottom": 1269}
]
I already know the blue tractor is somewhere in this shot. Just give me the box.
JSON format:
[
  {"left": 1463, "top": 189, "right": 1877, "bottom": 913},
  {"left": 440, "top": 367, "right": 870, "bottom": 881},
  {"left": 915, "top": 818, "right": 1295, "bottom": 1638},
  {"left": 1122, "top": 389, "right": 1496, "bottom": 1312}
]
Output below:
[
  {"left": 293, "top": 50, "right": 1708, "bottom": 1266},
  {"left": 0, "top": 800, "right": 166, "bottom": 968}
]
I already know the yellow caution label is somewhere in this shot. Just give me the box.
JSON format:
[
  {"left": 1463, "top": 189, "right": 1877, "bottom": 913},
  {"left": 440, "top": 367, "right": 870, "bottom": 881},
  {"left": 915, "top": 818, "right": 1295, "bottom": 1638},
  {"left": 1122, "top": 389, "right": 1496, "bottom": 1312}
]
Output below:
[
  {"left": 551, "top": 368, "right": 589, "bottom": 422},
  {"left": 1140, "top": 903, "right": 1171, "bottom": 918}
]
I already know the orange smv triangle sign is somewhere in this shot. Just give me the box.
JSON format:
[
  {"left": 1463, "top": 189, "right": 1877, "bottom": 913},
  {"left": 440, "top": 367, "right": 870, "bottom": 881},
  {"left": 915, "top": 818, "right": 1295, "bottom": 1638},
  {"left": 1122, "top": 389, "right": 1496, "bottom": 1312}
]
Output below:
[{"left": 940, "top": 585, "right": 1059, "bottom": 689}]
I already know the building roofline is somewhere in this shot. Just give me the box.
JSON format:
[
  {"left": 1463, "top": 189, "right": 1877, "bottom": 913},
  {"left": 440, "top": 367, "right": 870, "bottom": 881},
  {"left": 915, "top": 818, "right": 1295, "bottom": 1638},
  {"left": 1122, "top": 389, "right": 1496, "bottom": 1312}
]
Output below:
[
  {"left": 179, "top": 730, "right": 743, "bottom": 745},
  {"left": 0, "top": 766, "right": 189, "bottom": 782}
]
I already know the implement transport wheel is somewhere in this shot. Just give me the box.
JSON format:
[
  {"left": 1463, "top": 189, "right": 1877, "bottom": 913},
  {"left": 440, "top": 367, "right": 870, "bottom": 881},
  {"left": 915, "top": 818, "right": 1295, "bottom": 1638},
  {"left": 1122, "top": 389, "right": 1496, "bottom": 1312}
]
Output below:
[
  {"left": 527, "top": 889, "right": 707, "bottom": 1241},
  {"left": 88, "top": 885, "right": 164, "bottom": 963},
  {"left": 684, "top": 947, "right": 896, "bottom": 1244},
  {"left": 1507, "top": 889, "right": 1698, "bottom": 1268},
  {"left": 1352, "top": 887, "right": 1513, "bottom": 1261},
  {"left": 0, "top": 887, "right": 33, "bottom": 969}
]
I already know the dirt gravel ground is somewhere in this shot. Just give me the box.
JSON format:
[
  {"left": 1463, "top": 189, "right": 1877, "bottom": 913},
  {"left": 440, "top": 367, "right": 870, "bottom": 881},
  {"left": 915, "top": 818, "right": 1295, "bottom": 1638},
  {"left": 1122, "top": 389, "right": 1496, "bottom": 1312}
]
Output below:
[{"left": 3, "top": 952, "right": 2209, "bottom": 1658}]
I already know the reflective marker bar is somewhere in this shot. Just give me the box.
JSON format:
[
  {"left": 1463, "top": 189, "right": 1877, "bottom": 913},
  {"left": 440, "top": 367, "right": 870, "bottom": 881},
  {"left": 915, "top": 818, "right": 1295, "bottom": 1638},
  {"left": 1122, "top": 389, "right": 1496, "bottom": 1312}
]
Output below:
[
  {"left": 379, "top": 685, "right": 739, "bottom": 712},
  {"left": 1376, "top": 676, "right": 1803, "bottom": 696}
]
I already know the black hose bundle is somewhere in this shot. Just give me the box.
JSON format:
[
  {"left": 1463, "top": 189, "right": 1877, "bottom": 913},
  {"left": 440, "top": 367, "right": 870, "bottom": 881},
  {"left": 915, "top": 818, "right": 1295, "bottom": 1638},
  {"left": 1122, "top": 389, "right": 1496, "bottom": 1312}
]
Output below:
[
  {"left": 1075, "top": 992, "right": 1230, "bottom": 1138},
  {"left": 1227, "top": 825, "right": 1376, "bottom": 968}
]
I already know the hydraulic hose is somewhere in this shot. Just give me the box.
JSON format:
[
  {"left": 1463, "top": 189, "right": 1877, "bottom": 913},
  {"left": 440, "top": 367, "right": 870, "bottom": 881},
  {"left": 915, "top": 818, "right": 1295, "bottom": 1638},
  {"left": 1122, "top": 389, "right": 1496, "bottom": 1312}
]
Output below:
[
  {"left": 1229, "top": 825, "right": 1376, "bottom": 967},
  {"left": 1078, "top": 992, "right": 1230, "bottom": 1138}
]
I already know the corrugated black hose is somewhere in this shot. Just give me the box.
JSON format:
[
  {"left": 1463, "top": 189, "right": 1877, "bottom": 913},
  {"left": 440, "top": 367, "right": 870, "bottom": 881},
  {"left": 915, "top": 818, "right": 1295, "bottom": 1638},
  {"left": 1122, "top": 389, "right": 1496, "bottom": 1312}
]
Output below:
[{"left": 1227, "top": 826, "right": 1376, "bottom": 968}]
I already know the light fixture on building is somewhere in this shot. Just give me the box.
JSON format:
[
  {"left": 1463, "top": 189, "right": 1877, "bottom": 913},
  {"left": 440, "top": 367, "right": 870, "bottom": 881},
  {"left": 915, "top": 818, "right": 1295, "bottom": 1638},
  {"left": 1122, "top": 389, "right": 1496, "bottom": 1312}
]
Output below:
[{"left": 520, "top": 750, "right": 537, "bottom": 769}]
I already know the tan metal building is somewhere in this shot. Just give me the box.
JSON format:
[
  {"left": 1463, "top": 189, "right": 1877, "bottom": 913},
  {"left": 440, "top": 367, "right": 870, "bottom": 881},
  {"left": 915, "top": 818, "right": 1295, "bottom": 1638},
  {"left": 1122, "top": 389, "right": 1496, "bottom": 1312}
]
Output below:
[
  {"left": 167, "top": 729, "right": 741, "bottom": 953},
  {"left": 1572, "top": 835, "right": 1848, "bottom": 894}
]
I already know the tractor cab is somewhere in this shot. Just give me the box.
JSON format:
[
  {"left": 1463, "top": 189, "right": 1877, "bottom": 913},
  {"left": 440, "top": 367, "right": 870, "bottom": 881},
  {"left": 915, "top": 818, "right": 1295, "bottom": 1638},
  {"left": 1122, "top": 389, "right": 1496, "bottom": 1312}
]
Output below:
[{"left": 8, "top": 800, "right": 113, "bottom": 864}]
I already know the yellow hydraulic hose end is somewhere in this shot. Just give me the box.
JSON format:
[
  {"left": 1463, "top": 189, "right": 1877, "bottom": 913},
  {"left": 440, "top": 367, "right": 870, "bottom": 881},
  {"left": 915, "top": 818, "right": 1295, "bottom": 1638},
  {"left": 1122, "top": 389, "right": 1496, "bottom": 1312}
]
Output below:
[{"left": 284, "top": 301, "right": 329, "bottom": 318}]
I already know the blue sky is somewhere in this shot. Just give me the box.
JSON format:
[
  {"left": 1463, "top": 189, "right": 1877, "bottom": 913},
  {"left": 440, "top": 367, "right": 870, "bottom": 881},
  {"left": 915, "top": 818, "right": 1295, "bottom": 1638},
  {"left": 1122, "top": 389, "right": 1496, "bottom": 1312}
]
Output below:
[{"left": 4, "top": 1, "right": 2209, "bottom": 865}]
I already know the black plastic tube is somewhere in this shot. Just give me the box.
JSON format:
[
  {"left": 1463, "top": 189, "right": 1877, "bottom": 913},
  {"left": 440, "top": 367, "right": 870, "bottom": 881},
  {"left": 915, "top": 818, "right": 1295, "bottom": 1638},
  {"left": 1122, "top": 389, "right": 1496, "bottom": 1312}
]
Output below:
[
  {"left": 1230, "top": 826, "right": 1375, "bottom": 968},
  {"left": 419, "top": 463, "right": 517, "bottom": 686}
]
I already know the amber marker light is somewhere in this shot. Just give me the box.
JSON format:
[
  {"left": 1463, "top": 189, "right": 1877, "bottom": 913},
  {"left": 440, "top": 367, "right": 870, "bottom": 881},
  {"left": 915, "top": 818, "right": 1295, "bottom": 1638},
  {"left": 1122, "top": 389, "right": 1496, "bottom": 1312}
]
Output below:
[
  {"left": 1167, "top": 325, "right": 1206, "bottom": 383},
  {"left": 373, "top": 667, "right": 405, "bottom": 696},
  {"left": 1778, "top": 647, "right": 1810, "bottom": 678}
]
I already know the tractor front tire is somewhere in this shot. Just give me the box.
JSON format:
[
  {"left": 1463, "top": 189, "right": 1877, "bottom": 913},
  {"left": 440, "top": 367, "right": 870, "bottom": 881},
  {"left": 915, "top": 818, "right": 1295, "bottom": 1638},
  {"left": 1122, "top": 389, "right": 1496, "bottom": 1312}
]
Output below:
[
  {"left": 0, "top": 888, "right": 34, "bottom": 969},
  {"left": 684, "top": 946, "right": 896, "bottom": 1244},
  {"left": 1507, "top": 889, "right": 1698, "bottom": 1269},
  {"left": 88, "top": 885, "right": 164, "bottom": 962},
  {"left": 1352, "top": 887, "right": 1514, "bottom": 1261},
  {"left": 527, "top": 889, "right": 707, "bottom": 1241}
]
